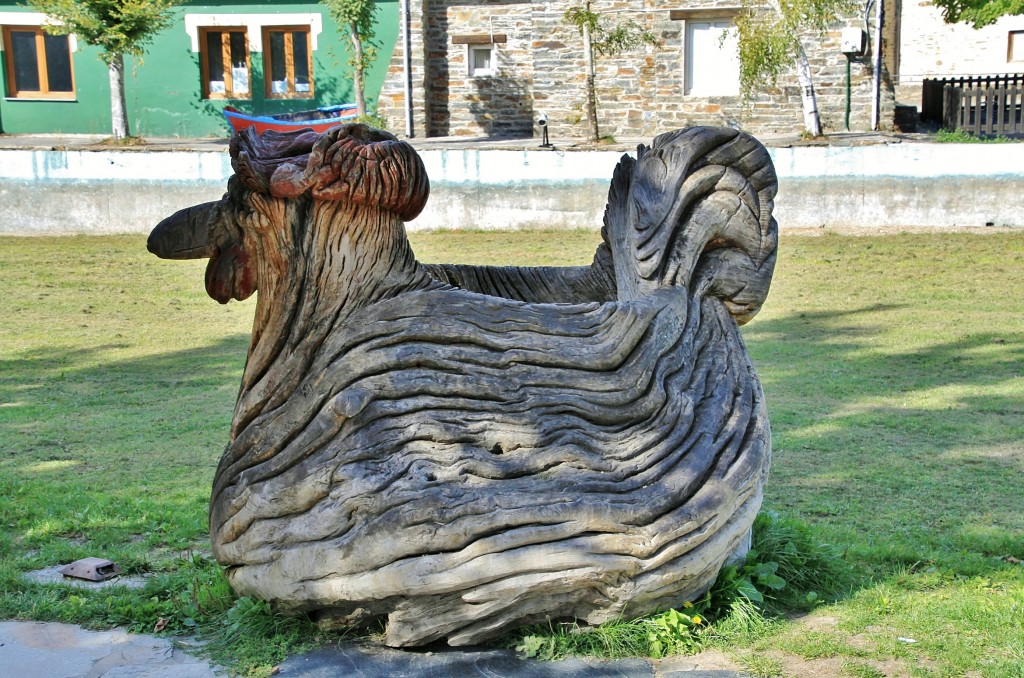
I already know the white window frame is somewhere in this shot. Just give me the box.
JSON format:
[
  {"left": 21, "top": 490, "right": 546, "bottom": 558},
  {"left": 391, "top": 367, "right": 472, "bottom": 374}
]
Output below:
[
  {"left": 468, "top": 43, "right": 496, "bottom": 77},
  {"left": 1010, "top": 30, "right": 1024, "bottom": 63},
  {"left": 672, "top": 8, "right": 742, "bottom": 98},
  {"left": 0, "top": 12, "right": 77, "bottom": 51},
  {"left": 183, "top": 13, "right": 322, "bottom": 53}
]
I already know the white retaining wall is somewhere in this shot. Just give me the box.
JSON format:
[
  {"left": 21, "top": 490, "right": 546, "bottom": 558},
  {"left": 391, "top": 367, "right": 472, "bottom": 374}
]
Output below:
[{"left": 0, "top": 144, "right": 1021, "bottom": 234}]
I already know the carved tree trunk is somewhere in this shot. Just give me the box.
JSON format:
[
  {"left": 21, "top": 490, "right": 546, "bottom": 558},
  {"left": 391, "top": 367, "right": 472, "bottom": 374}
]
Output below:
[{"left": 148, "top": 124, "right": 778, "bottom": 648}]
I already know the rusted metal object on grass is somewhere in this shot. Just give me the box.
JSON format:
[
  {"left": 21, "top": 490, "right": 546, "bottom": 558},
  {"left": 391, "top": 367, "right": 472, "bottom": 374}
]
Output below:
[{"left": 59, "top": 557, "right": 122, "bottom": 582}]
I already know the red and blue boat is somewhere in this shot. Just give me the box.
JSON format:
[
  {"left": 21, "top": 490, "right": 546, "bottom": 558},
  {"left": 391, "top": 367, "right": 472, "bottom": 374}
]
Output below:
[{"left": 223, "top": 104, "right": 359, "bottom": 135}]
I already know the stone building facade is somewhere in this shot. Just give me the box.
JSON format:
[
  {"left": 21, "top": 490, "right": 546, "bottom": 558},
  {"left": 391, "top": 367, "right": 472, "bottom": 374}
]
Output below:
[
  {"left": 377, "top": 0, "right": 897, "bottom": 140},
  {"left": 891, "top": 0, "right": 1024, "bottom": 107}
]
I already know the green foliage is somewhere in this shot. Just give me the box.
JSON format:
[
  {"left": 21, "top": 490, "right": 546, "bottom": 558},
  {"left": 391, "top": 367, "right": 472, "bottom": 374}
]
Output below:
[
  {"left": 25, "top": 0, "right": 182, "bottom": 63},
  {"left": 734, "top": 651, "right": 787, "bottom": 677},
  {"left": 354, "top": 113, "right": 388, "bottom": 130},
  {"left": 510, "top": 511, "right": 847, "bottom": 661},
  {"left": 562, "top": 5, "right": 660, "bottom": 56},
  {"left": 932, "top": 0, "right": 1024, "bottom": 27},
  {"left": 736, "top": 512, "right": 851, "bottom": 612},
  {"left": 735, "top": 0, "right": 855, "bottom": 98},
  {"left": 563, "top": 5, "right": 600, "bottom": 36},
  {"left": 562, "top": 2, "right": 659, "bottom": 139},
  {"left": 200, "top": 597, "right": 325, "bottom": 676},
  {"left": 935, "top": 128, "right": 1019, "bottom": 143},
  {"left": 515, "top": 618, "right": 653, "bottom": 660},
  {"left": 321, "top": 0, "right": 379, "bottom": 71},
  {"left": 0, "top": 551, "right": 224, "bottom": 634},
  {"left": 647, "top": 605, "right": 712, "bottom": 656}
]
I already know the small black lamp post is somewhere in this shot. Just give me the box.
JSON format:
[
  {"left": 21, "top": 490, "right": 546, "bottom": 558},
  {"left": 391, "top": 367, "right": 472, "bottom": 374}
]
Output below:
[{"left": 538, "top": 113, "right": 553, "bottom": 148}]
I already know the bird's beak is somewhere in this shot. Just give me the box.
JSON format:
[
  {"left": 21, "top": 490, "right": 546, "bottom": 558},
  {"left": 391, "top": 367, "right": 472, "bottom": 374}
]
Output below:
[{"left": 147, "top": 200, "right": 225, "bottom": 260}]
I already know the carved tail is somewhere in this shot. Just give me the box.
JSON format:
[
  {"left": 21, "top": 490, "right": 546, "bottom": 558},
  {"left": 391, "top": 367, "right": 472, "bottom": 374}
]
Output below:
[{"left": 603, "top": 127, "right": 778, "bottom": 324}]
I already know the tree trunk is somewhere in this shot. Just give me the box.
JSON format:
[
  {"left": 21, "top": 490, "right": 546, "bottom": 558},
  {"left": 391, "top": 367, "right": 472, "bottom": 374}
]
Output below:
[
  {"left": 794, "top": 43, "right": 822, "bottom": 136},
  {"left": 349, "top": 22, "right": 367, "bottom": 118},
  {"left": 582, "top": 7, "right": 599, "bottom": 142},
  {"left": 763, "top": 0, "right": 821, "bottom": 137},
  {"left": 108, "top": 54, "right": 129, "bottom": 140}
]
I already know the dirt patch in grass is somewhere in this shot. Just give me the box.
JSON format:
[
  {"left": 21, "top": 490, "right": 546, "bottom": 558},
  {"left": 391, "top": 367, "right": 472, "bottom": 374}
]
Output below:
[
  {"left": 653, "top": 648, "right": 744, "bottom": 674},
  {"left": 788, "top": 612, "right": 841, "bottom": 632},
  {"left": 772, "top": 651, "right": 910, "bottom": 678},
  {"left": 781, "top": 225, "right": 1022, "bottom": 237},
  {"left": 763, "top": 614, "right": 943, "bottom": 678}
]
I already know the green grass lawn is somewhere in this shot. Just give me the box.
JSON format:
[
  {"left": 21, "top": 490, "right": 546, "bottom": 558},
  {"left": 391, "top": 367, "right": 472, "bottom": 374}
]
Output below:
[{"left": 1, "top": 231, "right": 1021, "bottom": 677}]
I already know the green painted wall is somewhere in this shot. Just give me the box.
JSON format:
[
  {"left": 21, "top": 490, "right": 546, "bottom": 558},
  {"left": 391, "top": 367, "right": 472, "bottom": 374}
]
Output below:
[{"left": 0, "top": 1, "right": 399, "bottom": 137}]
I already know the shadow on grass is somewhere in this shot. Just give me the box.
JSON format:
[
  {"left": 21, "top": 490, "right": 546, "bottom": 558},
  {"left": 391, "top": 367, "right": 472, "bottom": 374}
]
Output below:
[
  {"left": 0, "top": 335, "right": 251, "bottom": 567},
  {"left": 743, "top": 304, "right": 1024, "bottom": 574}
]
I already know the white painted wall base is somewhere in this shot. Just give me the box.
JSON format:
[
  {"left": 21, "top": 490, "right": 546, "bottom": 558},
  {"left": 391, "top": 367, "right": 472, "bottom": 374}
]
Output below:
[{"left": 0, "top": 145, "right": 1021, "bottom": 235}]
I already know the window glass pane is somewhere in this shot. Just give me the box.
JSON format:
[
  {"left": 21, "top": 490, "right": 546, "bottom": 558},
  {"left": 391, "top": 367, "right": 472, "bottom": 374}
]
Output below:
[
  {"left": 44, "top": 34, "right": 73, "bottom": 92},
  {"left": 11, "top": 30, "right": 41, "bottom": 92},
  {"left": 205, "top": 31, "right": 225, "bottom": 93},
  {"left": 230, "top": 32, "right": 249, "bottom": 94},
  {"left": 269, "top": 31, "right": 287, "bottom": 92},
  {"left": 474, "top": 48, "right": 490, "bottom": 71},
  {"left": 1011, "top": 31, "right": 1023, "bottom": 62},
  {"left": 470, "top": 45, "right": 493, "bottom": 75},
  {"left": 229, "top": 32, "right": 247, "bottom": 69},
  {"left": 685, "top": 20, "right": 739, "bottom": 96},
  {"left": 293, "top": 31, "right": 310, "bottom": 92}
]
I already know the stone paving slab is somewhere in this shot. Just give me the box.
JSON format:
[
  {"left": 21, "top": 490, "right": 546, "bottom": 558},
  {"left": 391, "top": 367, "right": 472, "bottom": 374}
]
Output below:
[
  {"left": 276, "top": 641, "right": 746, "bottom": 677},
  {"left": 0, "top": 620, "right": 747, "bottom": 677},
  {"left": 0, "top": 621, "right": 219, "bottom": 678}
]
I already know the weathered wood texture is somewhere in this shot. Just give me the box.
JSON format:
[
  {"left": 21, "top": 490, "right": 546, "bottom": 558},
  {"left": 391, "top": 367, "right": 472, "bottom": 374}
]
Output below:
[{"left": 147, "top": 124, "right": 778, "bottom": 647}]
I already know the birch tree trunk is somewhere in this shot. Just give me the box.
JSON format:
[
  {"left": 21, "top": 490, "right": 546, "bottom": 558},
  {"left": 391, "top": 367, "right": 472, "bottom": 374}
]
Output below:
[
  {"left": 764, "top": 0, "right": 822, "bottom": 137},
  {"left": 108, "top": 54, "right": 129, "bottom": 140},
  {"left": 794, "top": 43, "right": 822, "bottom": 136},
  {"left": 582, "top": 2, "right": 600, "bottom": 142},
  {"left": 349, "top": 22, "right": 367, "bottom": 117}
]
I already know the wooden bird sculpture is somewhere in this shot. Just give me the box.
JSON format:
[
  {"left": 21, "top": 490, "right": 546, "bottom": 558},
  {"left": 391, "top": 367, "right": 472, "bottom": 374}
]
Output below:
[{"left": 148, "top": 124, "right": 778, "bottom": 647}]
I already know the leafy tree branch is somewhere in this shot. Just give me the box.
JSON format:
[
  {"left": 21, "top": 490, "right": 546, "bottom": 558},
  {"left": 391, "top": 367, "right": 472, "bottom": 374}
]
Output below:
[
  {"left": 322, "top": 0, "right": 379, "bottom": 117},
  {"left": 735, "top": 0, "right": 855, "bottom": 135},
  {"left": 27, "top": 0, "right": 182, "bottom": 139},
  {"left": 564, "top": 2, "right": 659, "bottom": 141},
  {"left": 933, "top": 0, "right": 1023, "bottom": 27}
]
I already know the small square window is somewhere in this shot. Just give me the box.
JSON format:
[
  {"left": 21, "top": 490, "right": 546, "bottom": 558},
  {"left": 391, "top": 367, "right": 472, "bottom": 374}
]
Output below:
[
  {"left": 2, "top": 26, "right": 75, "bottom": 99},
  {"left": 469, "top": 44, "right": 495, "bottom": 77},
  {"left": 1010, "top": 31, "right": 1024, "bottom": 62}
]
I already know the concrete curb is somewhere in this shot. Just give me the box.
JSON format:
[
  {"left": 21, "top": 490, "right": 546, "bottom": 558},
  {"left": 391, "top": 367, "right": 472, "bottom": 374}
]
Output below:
[
  {"left": 0, "top": 621, "right": 750, "bottom": 678},
  {"left": 0, "top": 621, "right": 219, "bottom": 678}
]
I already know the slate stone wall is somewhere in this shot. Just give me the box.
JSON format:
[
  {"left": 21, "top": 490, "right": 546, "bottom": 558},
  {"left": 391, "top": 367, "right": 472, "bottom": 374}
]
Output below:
[{"left": 377, "top": 0, "right": 897, "bottom": 139}]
